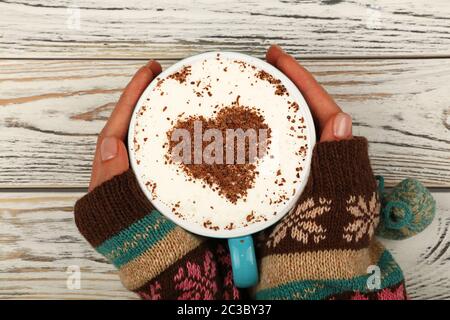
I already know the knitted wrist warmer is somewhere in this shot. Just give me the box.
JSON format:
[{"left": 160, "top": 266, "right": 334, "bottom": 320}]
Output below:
[
  {"left": 254, "top": 137, "right": 407, "bottom": 300},
  {"left": 74, "top": 169, "right": 240, "bottom": 300}
]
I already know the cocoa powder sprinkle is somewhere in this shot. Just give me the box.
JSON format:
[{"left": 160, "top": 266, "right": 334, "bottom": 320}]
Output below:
[
  {"left": 166, "top": 99, "right": 272, "bottom": 203},
  {"left": 168, "top": 65, "right": 191, "bottom": 84},
  {"left": 255, "top": 70, "right": 287, "bottom": 96}
]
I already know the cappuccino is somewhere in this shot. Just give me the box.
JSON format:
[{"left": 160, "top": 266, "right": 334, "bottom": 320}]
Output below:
[{"left": 129, "top": 52, "right": 314, "bottom": 236}]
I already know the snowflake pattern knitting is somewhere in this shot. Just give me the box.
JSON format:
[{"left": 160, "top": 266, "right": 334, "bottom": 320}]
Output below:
[
  {"left": 138, "top": 281, "right": 162, "bottom": 300},
  {"left": 173, "top": 249, "right": 218, "bottom": 300},
  {"left": 266, "top": 197, "right": 332, "bottom": 248},
  {"left": 215, "top": 244, "right": 241, "bottom": 300},
  {"left": 348, "top": 283, "right": 406, "bottom": 300},
  {"left": 343, "top": 192, "right": 380, "bottom": 243}
]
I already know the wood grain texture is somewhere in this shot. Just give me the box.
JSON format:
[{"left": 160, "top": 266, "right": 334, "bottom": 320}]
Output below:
[
  {"left": 381, "top": 192, "right": 450, "bottom": 300},
  {"left": 0, "top": 0, "right": 450, "bottom": 58},
  {"left": 0, "top": 191, "right": 448, "bottom": 299},
  {"left": 1, "top": 0, "right": 448, "bottom": 302},
  {"left": 1, "top": 58, "right": 449, "bottom": 188},
  {"left": 0, "top": 192, "right": 137, "bottom": 299}
]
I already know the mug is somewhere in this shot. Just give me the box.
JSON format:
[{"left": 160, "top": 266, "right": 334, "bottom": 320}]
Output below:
[{"left": 128, "top": 52, "right": 316, "bottom": 288}]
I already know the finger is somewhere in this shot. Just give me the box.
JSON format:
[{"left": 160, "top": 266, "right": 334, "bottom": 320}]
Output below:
[
  {"left": 89, "top": 60, "right": 162, "bottom": 190},
  {"left": 320, "top": 112, "right": 353, "bottom": 142},
  {"left": 266, "top": 45, "right": 341, "bottom": 130},
  {"left": 88, "top": 137, "right": 129, "bottom": 191},
  {"left": 266, "top": 44, "right": 284, "bottom": 65},
  {"left": 102, "top": 60, "right": 162, "bottom": 140}
]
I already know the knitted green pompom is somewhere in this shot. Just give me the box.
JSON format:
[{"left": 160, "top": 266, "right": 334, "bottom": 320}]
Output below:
[{"left": 376, "top": 177, "right": 436, "bottom": 240}]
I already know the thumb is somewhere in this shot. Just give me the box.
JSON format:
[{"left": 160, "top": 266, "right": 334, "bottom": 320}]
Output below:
[
  {"left": 320, "top": 112, "right": 353, "bottom": 142},
  {"left": 89, "top": 136, "right": 129, "bottom": 191}
]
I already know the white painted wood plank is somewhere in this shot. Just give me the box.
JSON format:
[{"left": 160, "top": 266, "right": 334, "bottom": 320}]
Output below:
[
  {"left": 0, "top": 192, "right": 137, "bottom": 299},
  {"left": 381, "top": 193, "right": 450, "bottom": 300},
  {"left": 0, "top": 191, "right": 448, "bottom": 299},
  {"left": 0, "top": 0, "right": 449, "bottom": 58},
  {"left": 1, "top": 59, "right": 449, "bottom": 188}
]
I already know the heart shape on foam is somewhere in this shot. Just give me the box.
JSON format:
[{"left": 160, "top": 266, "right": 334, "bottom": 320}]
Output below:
[{"left": 166, "top": 100, "right": 272, "bottom": 203}]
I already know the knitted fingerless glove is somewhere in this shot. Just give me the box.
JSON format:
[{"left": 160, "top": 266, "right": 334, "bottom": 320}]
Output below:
[
  {"left": 74, "top": 170, "right": 241, "bottom": 300},
  {"left": 254, "top": 137, "right": 407, "bottom": 300}
]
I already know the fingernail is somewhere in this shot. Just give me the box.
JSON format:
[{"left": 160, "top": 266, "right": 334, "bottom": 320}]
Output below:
[
  {"left": 146, "top": 60, "right": 157, "bottom": 71},
  {"left": 146, "top": 60, "right": 162, "bottom": 76},
  {"left": 333, "top": 113, "right": 352, "bottom": 139},
  {"left": 100, "top": 136, "right": 118, "bottom": 161},
  {"left": 271, "top": 44, "right": 284, "bottom": 53}
]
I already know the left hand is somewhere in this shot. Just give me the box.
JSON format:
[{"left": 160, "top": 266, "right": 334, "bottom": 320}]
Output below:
[{"left": 88, "top": 60, "right": 162, "bottom": 191}]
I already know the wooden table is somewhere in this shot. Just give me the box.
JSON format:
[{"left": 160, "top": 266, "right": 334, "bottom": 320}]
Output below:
[{"left": 0, "top": 0, "right": 449, "bottom": 299}]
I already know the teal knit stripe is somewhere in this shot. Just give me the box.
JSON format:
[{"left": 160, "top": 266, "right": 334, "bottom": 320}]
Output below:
[
  {"left": 96, "top": 210, "right": 176, "bottom": 267},
  {"left": 255, "top": 249, "right": 404, "bottom": 300}
]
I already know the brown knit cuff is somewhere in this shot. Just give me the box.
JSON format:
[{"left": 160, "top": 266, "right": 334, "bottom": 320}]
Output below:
[
  {"left": 74, "top": 169, "right": 153, "bottom": 247},
  {"left": 305, "top": 136, "right": 377, "bottom": 199}
]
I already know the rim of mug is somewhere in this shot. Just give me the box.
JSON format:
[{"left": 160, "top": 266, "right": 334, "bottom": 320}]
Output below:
[{"left": 128, "top": 51, "right": 316, "bottom": 239}]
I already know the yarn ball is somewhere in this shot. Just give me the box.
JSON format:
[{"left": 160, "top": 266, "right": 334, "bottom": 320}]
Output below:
[{"left": 376, "top": 177, "right": 436, "bottom": 240}]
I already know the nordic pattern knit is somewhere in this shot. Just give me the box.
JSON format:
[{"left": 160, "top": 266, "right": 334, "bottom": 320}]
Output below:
[
  {"left": 254, "top": 137, "right": 406, "bottom": 300},
  {"left": 74, "top": 137, "right": 406, "bottom": 300}
]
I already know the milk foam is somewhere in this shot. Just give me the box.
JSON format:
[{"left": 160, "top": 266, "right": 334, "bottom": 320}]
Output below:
[{"left": 131, "top": 54, "right": 311, "bottom": 233}]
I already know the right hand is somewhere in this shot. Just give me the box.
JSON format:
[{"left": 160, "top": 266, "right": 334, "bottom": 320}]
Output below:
[{"left": 266, "top": 44, "right": 353, "bottom": 142}]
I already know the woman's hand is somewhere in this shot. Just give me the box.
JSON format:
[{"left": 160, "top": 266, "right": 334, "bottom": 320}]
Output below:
[
  {"left": 88, "top": 46, "right": 350, "bottom": 192},
  {"left": 88, "top": 60, "right": 162, "bottom": 191},
  {"left": 266, "top": 45, "right": 352, "bottom": 142}
]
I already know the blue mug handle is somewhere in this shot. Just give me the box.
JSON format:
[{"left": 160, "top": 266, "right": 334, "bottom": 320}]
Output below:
[{"left": 228, "top": 236, "right": 258, "bottom": 288}]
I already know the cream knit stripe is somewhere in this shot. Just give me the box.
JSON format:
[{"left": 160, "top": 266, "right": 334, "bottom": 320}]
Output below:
[
  {"left": 256, "top": 241, "right": 385, "bottom": 292},
  {"left": 118, "top": 226, "right": 203, "bottom": 290}
]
